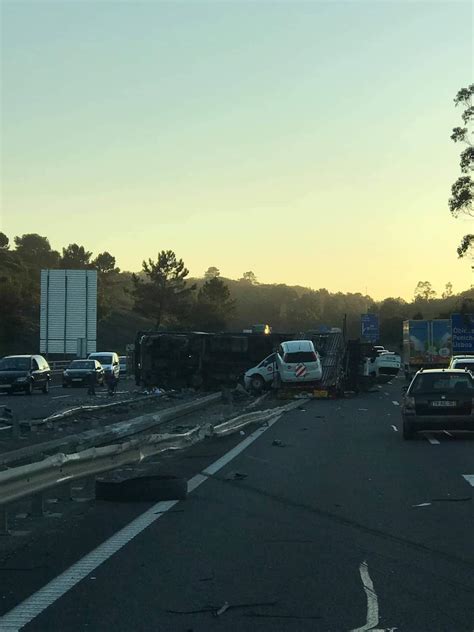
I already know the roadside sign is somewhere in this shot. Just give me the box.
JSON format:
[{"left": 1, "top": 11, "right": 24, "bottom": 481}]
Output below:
[
  {"left": 361, "top": 314, "right": 379, "bottom": 343},
  {"left": 451, "top": 314, "right": 474, "bottom": 354}
]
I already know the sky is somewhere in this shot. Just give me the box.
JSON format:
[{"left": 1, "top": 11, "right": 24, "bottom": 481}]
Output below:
[{"left": 1, "top": 0, "right": 473, "bottom": 300}]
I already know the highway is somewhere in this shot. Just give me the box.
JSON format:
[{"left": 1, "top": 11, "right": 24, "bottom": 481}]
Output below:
[{"left": 1, "top": 376, "right": 473, "bottom": 631}]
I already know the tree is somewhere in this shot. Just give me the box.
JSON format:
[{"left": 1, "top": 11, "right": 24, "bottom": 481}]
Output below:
[
  {"left": 449, "top": 84, "right": 474, "bottom": 256},
  {"left": 60, "top": 244, "right": 93, "bottom": 269},
  {"left": 94, "top": 251, "right": 119, "bottom": 274},
  {"left": 0, "top": 233, "right": 9, "bottom": 250},
  {"left": 193, "top": 277, "right": 236, "bottom": 330},
  {"left": 240, "top": 270, "right": 258, "bottom": 284},
  {"left": 414, "top": 281, "right": 436, "bottom": 301},
  {"left": 14, "top": 233, "right": 60, "bottom": 268},
  {"left": 204, "top": 266, "right": 220, "bottom": 280},
  {"left": 132, "top": 250, "right": 195, "bottom": 328},
  {"left": 442, "top": 282, "right": 453, "bottom": 299}
]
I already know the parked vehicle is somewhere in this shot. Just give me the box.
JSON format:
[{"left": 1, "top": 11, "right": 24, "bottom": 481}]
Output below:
[
  {"left": 119, "top": 356, "right": 127, "bottom": 375},
  {"left": 63, "top": 360, "right": 105, "bottom": 387},
  {"left": 403, "top": 319, "right": 452, "bottom": 381},
  {"left": 88, "top": 352, "right": 120, "bottom": 380},
  {"left": 275, "top": 340, "right": 322, "bottom": 385},
  {"left": 0, "top": 355, "right": 51, "bottom": 395},
  {"left": 244, "top": 353, "right": 276, "bottom": 392},
  {"left": 448, "top": 355, "right": 474, "bottom": 370},
  {"left": 401, "top": 368, "right": 474, "bottom": 439}
]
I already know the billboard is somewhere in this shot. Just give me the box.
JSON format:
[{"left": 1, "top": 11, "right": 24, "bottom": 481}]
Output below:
[
  {"left": 40, "top": 269, "right": 97, "bottom": 356},
  {"left": 361, "top": 314, "right": 379, "bottom": 343},
  {"left": 451, "top": 314, "right": 474, "bottom": 355}
]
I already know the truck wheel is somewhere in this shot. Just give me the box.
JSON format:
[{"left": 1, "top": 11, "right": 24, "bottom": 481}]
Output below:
[
  {"left": 250, "top": 375, "right": 265, "bottom": 393},
  {"left": 403, "top": 422, "right": 415, "bottom": 440}
]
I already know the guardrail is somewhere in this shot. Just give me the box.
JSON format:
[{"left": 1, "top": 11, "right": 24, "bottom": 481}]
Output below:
[{"left": 0, "top": 398, "right": 302, "bottom": 534}]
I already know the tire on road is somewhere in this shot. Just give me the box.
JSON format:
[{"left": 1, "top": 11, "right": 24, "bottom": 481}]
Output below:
[
  {"left": 250, "top": 374, "right": 266, "bottom": 394},
  {"left": 42, "top": 380, "right": 50, "bottom": 394},
  {"left": 25, "top": 381, "right": 33, "bottom": 396},
  {"left": 95, "top": 475, "right": 188, "bottom": 502}
]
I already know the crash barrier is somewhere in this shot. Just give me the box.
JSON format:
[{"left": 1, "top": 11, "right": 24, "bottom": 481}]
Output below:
[
  {"left": 0, "top": 397, "right": 303, "bottom": 532},
  {"left": 0, "top": 393, "right": 222, "bottom": 469},
  {"left": 49, "top": 361, "right": 70, "bottom": 375}
]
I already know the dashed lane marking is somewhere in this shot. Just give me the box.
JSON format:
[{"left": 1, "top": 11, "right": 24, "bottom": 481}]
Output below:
[
  {"left": 426, "top": 435, "right": 440, "bottom": 445},
  {"left": 350, "top": 561, "right": 380, "bottom": 632},
  {"left": 390, "top": 425, "right": 398, "bottom": 432}
]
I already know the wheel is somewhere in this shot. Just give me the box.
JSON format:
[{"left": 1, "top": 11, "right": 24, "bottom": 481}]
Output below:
[
  {"left": 24, "top": 381, "right": 33, "bottom": 395},
  {"left": 403, "top": 422, "right": 415, "bottom": 440},
  {"left": 42, "top": 380, "right": 50, "bottom": 394},
  {"left": 250, "top": 375, "right": 266, "bottom": 393}
]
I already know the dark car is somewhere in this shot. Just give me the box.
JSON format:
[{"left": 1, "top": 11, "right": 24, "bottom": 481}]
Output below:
[
  {"left": 63, "top": 360, "right": 105, "bottom": 388},
  {"left": 402, "top": 368, "right": 474, "bottom": 439},
  {"left": 0, "top": 355, "right": 51, "bottom": 395}
]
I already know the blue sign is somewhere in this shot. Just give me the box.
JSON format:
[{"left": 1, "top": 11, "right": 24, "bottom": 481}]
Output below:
[
  {"left": 361, "top": 314, "right": 379, "bottom": 343},
  {"left": 451, "top": 314, "right": 474, "bottom": 354}
]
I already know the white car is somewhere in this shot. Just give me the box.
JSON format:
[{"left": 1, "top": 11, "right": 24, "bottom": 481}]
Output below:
[
  {"left": 276, "top": 340, "right": 323, "bottom": 384},
  {"left": 244, "top": 353, "right": 276, "bottom": 393},
  {"left": 449, "top": 355, "right": 474, "bottom": 371},
  {"left": 88, "top": 351, "right": 120, "bottom": 380}
]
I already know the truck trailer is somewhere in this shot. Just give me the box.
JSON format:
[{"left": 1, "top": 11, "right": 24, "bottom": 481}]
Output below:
[{"left": 402, "top": 319, "right": 452, "bottom": 380}]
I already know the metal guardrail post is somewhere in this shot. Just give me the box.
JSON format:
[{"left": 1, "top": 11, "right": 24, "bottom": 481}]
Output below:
[
  {"left": 0, "top": 507, "right": 8, "bottom": 535},
  {"left": 31, "top": 493, "right": 45, "bottom": 518}
]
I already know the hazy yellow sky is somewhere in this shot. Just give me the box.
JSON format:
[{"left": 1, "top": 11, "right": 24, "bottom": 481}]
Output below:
[{"left": 1, "top": 1, "right": 473, "bottom": 300}]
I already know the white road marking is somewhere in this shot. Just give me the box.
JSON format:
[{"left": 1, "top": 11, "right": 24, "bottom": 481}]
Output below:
[
  {"left": 52, "top": 395, "right": 73, "bottom": 400},
  {"left": 391, "top": 401, "right": 400, "bottom": 406},
  {"left": 443, "top": 431, "right": 452, "bottom": 437},
  {"left": 390, "top": 425, "right": 398, "bottom": 432},
  {"left": 0, "top": 412, "right": 285, "bottom": 631},
  {"left": 412, "top": 502, "right": 431, "bottom": 507},
  {"left": 351, "top": 560, "right": 380, "bottom": 632},
  {"left": 426, "top": 435, "right": 440, "bottom": 445},
  {"left": 462, "top": 474, "right": 474, "bottom": 487}
]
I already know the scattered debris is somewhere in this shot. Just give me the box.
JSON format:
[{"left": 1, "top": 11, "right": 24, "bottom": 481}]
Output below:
[
  {"left": 314, "top": 415, "right": 325, "bottom": 419},
  {"left": 272, "top": 439, "right": 286, "bottom": 447},
  {"left": 214, "top": 602, "right": 230, "bottom": 617},
  {"left": 226, "top": 471, "right": 248, "bottom": 481},
  {"left": 239, "top": 430, "right": 245, "bottom": 436}
]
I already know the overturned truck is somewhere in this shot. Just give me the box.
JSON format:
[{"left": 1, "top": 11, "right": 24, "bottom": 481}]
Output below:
[{"left": 135, "top": 331, "right": 289, "bottom": 389}]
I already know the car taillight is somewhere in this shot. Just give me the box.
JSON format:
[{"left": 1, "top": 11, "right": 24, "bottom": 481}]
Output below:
[
  {"left": 405, "top": 396, "right": 415, "bottom": 409},
  {"left": 312, "top": 352, "right": 318, "bottom": 361}
]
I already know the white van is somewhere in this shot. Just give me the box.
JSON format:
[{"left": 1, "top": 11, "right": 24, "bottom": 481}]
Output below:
[
  {"left": 276, "top": 340, "right": 322, "bottom": 384},
  {"left": 88, "top": 352, "right": 120, "bottom": 380}
]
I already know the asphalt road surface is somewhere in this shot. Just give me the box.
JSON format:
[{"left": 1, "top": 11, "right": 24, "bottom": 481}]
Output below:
[
  {"left": 0, "top": 376, "right": 138, "bottom": 422},
  {"left": 1, "top": 377, "right": 473, "bottom": 631}
]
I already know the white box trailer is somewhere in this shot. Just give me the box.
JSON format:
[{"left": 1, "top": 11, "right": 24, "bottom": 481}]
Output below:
[{"left": 40, "top": 269, "right": 97, "bottom": 356}]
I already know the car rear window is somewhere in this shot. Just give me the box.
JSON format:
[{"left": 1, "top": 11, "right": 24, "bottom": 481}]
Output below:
[
  {"left": 411, "top": 373, "right": 474, "bottom": 394},
  {"left": 452, "top": 361, "right": 474, "bottom": 370},
  {"left": 70, "top": 361, "right": 95, "bottom": 369},
  {"left": 284, "top": 351, "right": 317, "bottom": 363},
  {"left": 0, "top": 357, "right": 30, "bottom": 371}
]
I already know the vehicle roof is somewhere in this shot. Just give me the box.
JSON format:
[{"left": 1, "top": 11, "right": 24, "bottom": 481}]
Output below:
[
  {"left": 89, "top": 351, "right": 117, "bottom": 355},
  {"left": 4, "top": 354, "right": 36, "bottom": 358},
  {"left": 416, "top": 368, "right": 472, "bottom": 374},
  {"left": 281, "top": 340, "right": 315, "bottom": 351},
  {"left": 452, "top": 357, "right": 474, "bottom": 362}
]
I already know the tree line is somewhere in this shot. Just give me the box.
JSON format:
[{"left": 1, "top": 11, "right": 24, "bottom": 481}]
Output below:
[{"left": 1, "top": 232, "right": 473, "bottom": 355}]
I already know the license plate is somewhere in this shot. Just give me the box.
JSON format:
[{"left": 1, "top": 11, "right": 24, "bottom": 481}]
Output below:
[
  {"left": 72, "top": 378, "right": 83, "bottom": 382},
  {"left": 431, "top": 400, "right": 456, "bottom": 407},
  {"left": 313, "top": 390, "right": 328, "bottom": 398}
]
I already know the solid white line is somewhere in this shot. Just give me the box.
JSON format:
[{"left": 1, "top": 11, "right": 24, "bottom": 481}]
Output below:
[
  {"left": 462, "top": 474, "right": 474, "bottom": 487},
  {"left": 426, "top": 435, "right": 440, "bottom": 445},
  {"left": 351, "top": 560, "right": 380, "bottom": 632},
  {"left": 391, "top": 401, "right": 400, "bottom": 406},
  {"left": 0, "top": 413, "right": 284, "bottom": 631}
]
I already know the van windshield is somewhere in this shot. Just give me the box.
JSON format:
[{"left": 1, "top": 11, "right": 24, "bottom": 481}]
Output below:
[
  {"left": 284, "top": 351, "right": 317, "bottom": 363},
  {"left": 91, "top": 355, "right": 112, "bottom": 365}
]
